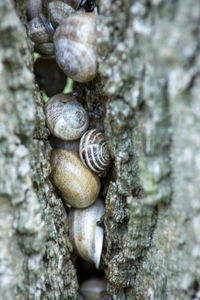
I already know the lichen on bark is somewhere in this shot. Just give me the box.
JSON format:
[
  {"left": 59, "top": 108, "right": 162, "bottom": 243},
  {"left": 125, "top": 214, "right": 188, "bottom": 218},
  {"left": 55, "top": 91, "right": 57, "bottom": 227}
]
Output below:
[
  {"left": 1, "top": 0, "right": 200, "bottom": 299},
  {"left": 97, "top": 0, "right": 200, "bottom": 299},
  {"left": 0, "top": 1, "right": 78, "bottom": 299}
]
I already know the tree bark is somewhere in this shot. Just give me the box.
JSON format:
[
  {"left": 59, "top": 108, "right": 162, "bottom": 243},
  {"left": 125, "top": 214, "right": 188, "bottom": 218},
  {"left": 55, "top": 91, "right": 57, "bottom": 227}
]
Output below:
[
  {"left": 0, "top": 0, "right": 200, "bottom": 299},
  {"left": 0, "top": 1, "right": 77, "bottom": 299},
  {"left": 98, "top": 1, "right": 200, "bottom": 299}
]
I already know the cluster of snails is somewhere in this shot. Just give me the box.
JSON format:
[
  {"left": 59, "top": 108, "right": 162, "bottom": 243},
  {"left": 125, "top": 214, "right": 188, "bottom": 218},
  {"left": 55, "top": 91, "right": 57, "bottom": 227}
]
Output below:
[
  {"left": 27, "top": 1, "right": 110, "bottom": 298},
  {"left": 28, "top": 0, "right": 97, "bottom": 83},
  {"left": 46, "top": 94, "right": 109, "bottom": 298},
  {"left": 45, "top": 93, "right": 111, "bottom": 269}
]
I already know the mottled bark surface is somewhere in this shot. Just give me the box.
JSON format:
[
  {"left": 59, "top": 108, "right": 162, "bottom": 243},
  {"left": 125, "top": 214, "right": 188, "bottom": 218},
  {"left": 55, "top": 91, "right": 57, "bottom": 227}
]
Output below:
[
  {"left": 0, "top": 1, "right": 77, "bottom": 299},
  {"left": 0, "top": 0, "right": 200, "bottom": 299},
  {"left": 97, "top": 0, "right": 200, "bottom": 299}
]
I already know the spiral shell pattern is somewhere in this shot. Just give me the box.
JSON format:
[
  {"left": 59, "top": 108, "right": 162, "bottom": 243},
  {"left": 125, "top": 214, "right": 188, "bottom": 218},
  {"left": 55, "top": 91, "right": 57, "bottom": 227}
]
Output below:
[
  {"left": 28, "top": 14, "right": 55, "bottom": 55},
  {"left": 47, "top": 1, "right": 75, "bottom": 27},
  {"left": 54, "top": 13, "right": 97, "bottom": 82},
  {"left": 45, "top": 94, "right": 89, "bottom": 141},
  {"left": 79, "top": 129, "right": 111, "bottom": 174}
]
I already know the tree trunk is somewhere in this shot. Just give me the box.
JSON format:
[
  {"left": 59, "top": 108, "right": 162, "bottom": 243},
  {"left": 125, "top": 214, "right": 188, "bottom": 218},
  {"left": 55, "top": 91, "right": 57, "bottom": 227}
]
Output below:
[
  {"left": 0, "top": 1, "right": 77, "bottom": 299},
  {"left": 0, "top": 0, "right": 200, "bottom": 299}
]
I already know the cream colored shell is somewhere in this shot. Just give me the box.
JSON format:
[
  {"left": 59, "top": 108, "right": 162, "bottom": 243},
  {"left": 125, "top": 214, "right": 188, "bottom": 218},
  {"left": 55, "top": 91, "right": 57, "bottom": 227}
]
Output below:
[
  {"left": 69, "top": 199, "right": 104, "bottom": 268},
  {"left": 45, "top": 94, "right": 89, "bottom": 141},
  {"left": 79, "top": 278, "right": 107, "bottom": 300},
  {"left": 50, "top": 149, "right": 101, "bottom": 208},
  {"left": 54, "top": 13, "right": 97, "bottom": 82}
]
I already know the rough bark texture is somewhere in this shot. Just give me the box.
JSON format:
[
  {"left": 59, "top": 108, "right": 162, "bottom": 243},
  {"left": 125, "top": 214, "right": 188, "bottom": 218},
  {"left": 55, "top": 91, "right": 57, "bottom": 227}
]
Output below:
[
  {"left": 0, "top": 0, "right": 200, "bottom": 299},
  {"left": 97, "top": 0, "right": 200, "bottom": 299},
  {"left": 0, "top": 1, "right": 77, "bottom": 299}
]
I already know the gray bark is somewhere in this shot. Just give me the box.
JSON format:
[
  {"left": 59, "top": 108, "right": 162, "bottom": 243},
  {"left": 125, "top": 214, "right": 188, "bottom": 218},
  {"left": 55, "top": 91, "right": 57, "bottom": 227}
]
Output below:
[
  {"left": 98, "top": 0, "right": 200, "bottom": 299},
  {"left": 0, "top": 1, "right": 77, "bottom": 299},
  {"left": 0, "top": 0, "right": 200, "bottom": 299}
]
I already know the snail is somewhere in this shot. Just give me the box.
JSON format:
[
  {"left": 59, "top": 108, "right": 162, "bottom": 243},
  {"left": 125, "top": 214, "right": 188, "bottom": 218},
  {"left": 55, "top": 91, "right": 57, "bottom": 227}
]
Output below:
[
  {"left": 34, "top": 57, "right": 67, "bottom": 97},
  {"left": 54, "top": 12, "right": 97, "bottom": 82},
  {"left": 50, "top": 149, "right": 101, "bottom": 208},
  {"left": 43, "top": 0, "right": 83, "bottom": 28},
  {"left": 28, "top": 13, "right": 55, "bottom": 55},
  {"left": 45, "top": 94, "right": 89, "bottom": 141},
  {"left": 68, "top": 199, "right": 104, "bottom": 268},
  {"left": 27, "top": 0, "right": 43, "bottom": 20},
  {"left": 79, "top": 278, "right": 107, "bottom": 300},
  {"left": 79, "top": 129, "right": 111, "bottom": 174}
]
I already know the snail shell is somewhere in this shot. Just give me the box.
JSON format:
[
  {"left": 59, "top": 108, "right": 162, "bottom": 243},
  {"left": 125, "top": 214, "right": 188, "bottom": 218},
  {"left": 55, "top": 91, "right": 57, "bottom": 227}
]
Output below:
[
  {"left": 54, "top": 13, "right": 97, "bottom": 82},
  {"left": 34, "top": 57, "right": 67, "bottom": 97},
  {"left": 79, "top": 129, "right": 111, "bottom": 174},
  {"left": 35, "top": 43, "right": 54, "bottom": 55},
  {"left": 69, "top": 199, "right": 104, "bottom": 268},
  {"left": 50, "top": 149, "right": 101, "bottom": 208},
  {"left": 79, "top": 278, "right": 107, "bottom": 300},
  {"left": 44, "top": 0, "right": 82, "bottom": 27},
  {"left": 27, "top": 0, "right": 43, "bottom": 20},
  {"left": 45, "top": 94, "right": 89, "bottom": 141},
  {"left": 28, "top": 14, "right": 55, "bottom": 55}
]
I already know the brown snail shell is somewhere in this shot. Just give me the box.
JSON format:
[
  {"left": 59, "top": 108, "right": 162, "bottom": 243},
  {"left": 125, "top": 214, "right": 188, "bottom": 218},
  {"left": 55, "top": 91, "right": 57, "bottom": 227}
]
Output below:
[
  {"left": 44, "top": 0, "right": 82, "bottom": 27},
  {"left": 54, "top": 12, "right": 97, "bottom": 82},
  {"left": 79, "top": 278, "right": 107, "bottom": 300},
  {"left": 50, "top": 149, "right": 101, "bottom": 208},
  {"left": 45, "top": 94, "right": 89, "bottom": 141},
  {"left": 69, "top": 199, "right": 104, "bottom": 268},
  {"left": 28, "top": 14, "right": 55, "bottom": 55},
  {"left": 34, "top": 57, "right": 67, "bottom": 97},
  {"left": 79, "top": 129, "right": 111, "bottom": 174}
]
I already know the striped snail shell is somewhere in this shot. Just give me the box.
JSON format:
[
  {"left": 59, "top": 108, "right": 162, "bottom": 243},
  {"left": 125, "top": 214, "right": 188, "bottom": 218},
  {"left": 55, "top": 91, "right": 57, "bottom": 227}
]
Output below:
[
  {"left": 50, "top": 149, "right": 101, "bottom": 208},
  {"left": 79, "top": 129, "right": 111, "bottom": 174},
  {"left": 68, "top": 199, "right": 104, "bottom": 268},
  {"left": 54, "top": 12, "right": 97, "bottom": 82},
  {"left": 43, "top": 0, "right": 82, "bottom": 27},
  {"left": 28, "top": 14, "right": 55, "bottom": 55},
  {"left": 79, "top": 278, "right": 107, "bottom": 300},
  {"left": 45, "top": 94, "right": 89, "bottom": 141}
]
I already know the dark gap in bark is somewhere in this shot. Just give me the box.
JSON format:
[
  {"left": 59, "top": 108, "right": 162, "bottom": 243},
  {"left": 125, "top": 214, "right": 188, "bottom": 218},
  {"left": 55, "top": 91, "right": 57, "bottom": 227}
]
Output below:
[
  {"left": 190, "top": 280, "right": 199, "bottom": 299},
  {"left": 75, "top": 256, "right": 105, "bottom": 284}
]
